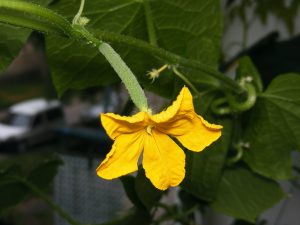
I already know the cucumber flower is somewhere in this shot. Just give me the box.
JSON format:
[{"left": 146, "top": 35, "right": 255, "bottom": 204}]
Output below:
[{"left": 96, "top": 87, "right": 222, "bottom": 190}]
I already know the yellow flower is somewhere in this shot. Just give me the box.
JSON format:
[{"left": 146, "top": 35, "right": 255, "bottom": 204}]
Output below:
[{"left": 96, "top": 87, "right": 222, "bottom": 190}]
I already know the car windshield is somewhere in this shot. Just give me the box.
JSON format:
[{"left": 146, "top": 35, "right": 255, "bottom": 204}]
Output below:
[{"left": 2, "top": 113, "right": 32, "bottom": 127}]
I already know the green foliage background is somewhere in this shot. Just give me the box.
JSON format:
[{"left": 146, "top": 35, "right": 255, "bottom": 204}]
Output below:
[{"left": 0, "top": 0, "right": 300, "bottom": 224}]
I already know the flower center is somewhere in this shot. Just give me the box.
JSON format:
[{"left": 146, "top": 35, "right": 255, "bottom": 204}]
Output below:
[{"left": 146, "top": 125, "right": 155, "bottom": 135}]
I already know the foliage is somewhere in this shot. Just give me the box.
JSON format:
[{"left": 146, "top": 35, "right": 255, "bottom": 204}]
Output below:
[
  {"left": 0, "top": 0, "right": 299, "bottom": 225},
  {"left": 0, "top": 153, "right": 62, "bottom": 212},
  {"left": 226, "top": 0, "right": 300, "bottom": 34}
]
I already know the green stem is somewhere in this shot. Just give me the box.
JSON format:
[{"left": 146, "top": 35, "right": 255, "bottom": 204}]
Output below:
[
  {"left": 172, "top": 67, "right": 201, "bottom": 97},
  {"left": 73, "top": 0, "right": 85, "bottom": 24},
  {"left": 20, "top": 179, "right": 82, "bottom": 225},
  {"left": 0, "top": 13, "right": 65, "bottom": 36},
  {"left": 99, "top": 43, "right": 148, "bottom": 111},
  {"left": 143, "top": 0, "right": 158, "bottom": 46},
  {"left": 92, "top": 30, "right": 243, "bottom": 94},
  {"left": 211, "top": 98, "right": 231, "bottom": 115},
  {"left": 0, "top": 0, "right": 74, "bottom": 37},
  {"left": 73, "top": 25, "right": 102, "bottom": 46},
  {"left": 226, "top": 144, "right": 244, "bottom": 165},
  {"left": 227, "top": 83, "right": 256, "bottom": 111}
]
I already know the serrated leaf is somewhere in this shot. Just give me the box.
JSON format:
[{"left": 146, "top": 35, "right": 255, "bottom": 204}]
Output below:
[
  {"left": 211, "top": 167, "right": 285, "bottom": 222},
  {"left": 47, "top": 0, "right": 223, "bottom": 96},
  {"left": 243, "top": 74, "right": 300, "bottom": 179},
  {"left": 182, "top": 118, "right": 232, "bottom": 201}
]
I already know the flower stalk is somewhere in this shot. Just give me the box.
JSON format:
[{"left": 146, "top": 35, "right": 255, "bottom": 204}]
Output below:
[
  {"left": 172, "top": 66, "right": 201, "bottom": 97},
  {"left": 99, "top": 43, "right": 149, "bottom": 111}
]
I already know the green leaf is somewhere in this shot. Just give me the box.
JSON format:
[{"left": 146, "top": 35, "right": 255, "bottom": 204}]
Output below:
[
  {"left": 27, "top": 154, "right": 63, "bottom": 190},
  {"left": 182, "top": 118, "right": 232, "bottom": 201},
  {"left": 243, "top": 74, "right": 300, "bottom": 179},
  {"left": 0, "top": 165, "right": 28, "bottom": 212},
  {"left": 0, "top": 24, "right": 28, "bottom": 72},
  {"left": 120, "top": 175, "right": 145, "bottom": 210},
  {"left": 211, "top": 167, "right": 285, "bottom": 222},
  {"left": 254, "top": 0, "right": 300, "bottom": 34},
  {"left": 135, "top": 168, "right": 163, "bottom": 210},
  {"left": 0, "top": 154, "right": 62, "bottom": 212},
  {"left": 47, "top": 0, "right": 223, "bottom": 96}
]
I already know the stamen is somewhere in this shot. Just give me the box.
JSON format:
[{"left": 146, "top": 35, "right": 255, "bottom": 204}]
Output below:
[{"left": 146, "top": 125, "right": 154, "bottom": 135}]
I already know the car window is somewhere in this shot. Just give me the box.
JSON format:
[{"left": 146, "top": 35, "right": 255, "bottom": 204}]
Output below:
[
  {"left": 32, "top": 114, "right": 44, "bottom": 127},
  {"left": 3, "top": 113, "right": 33, "bottom": 127},
  {"left": 46, "top": 107, "right": 63, "bottom": 121}
]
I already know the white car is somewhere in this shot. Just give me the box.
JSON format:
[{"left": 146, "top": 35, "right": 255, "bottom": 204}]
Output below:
[{"left": 0, "top": 98, "right": 64, "bottom": 152}]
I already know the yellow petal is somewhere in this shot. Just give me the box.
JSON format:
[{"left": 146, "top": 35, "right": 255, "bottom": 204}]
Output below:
[
  {"left": 96, "top": 131, "right": 144, "bottom": 179},
  {"left": 101, "top": 112, "right": 147, "bottom": 139},
  {"left": 151, "top": 86, "right": 194, "bottom": 124},
  {"left": 142, "top": 130, "right": 185, "bottom": 190},
  {"left": 151, "top": 86, "right": 222, "bottom": 151},
  {"left": 175, "top": 115, "right": 222, "bottom": 152}
]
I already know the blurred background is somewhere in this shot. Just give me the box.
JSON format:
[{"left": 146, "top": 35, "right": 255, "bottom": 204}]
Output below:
[{"left": 0, "top": 0, "right": 300, "bottom": 225}]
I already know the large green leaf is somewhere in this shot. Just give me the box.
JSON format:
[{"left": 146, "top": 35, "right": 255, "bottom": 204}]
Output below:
[
  {"left": 47, "top": 0, "right": 223, "bottom": 96},
  {"left": 27, "top": 154, "right": 63, "bottom": 190},
  {"left": 0, "top": 154, "right": 62, "bottom": 212},
  {"left": 243, "top": 74, "right": 300, "bottom": 179},
  {"left": 211, "top": 167, "right": 285, "bottom": 222},
  {"left": 0, "top": 166, "right": 29, "bottom": 212},
  {"left": 182, "top": 118, "right": 232, "bottom": 201}
]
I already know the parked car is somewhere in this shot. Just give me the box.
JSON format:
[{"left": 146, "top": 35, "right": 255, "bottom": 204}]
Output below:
[{"left": 0, "top": 98, "right": 64, "bottom": 152}]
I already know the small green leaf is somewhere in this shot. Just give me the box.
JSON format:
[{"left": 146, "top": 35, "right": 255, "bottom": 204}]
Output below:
[
  {"left": 135, "top": 168, "right": 163, "bottom": 210},
  {"left": 243, "top": 74, "right": 300, "bottom": 179},
  {"left": 211, "top": 167, "right": 285, "bottom": 222}
]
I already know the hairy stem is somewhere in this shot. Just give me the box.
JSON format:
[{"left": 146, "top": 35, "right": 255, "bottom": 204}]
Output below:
[
  {"left": 0, "top": 13, "right": 65, "bottom": 36},
  {"left": 99, "top": 43, "right": 148, "bottom": 111},
  {"left": 0, "top": 0, "right": 74, "bottom": 36}
]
